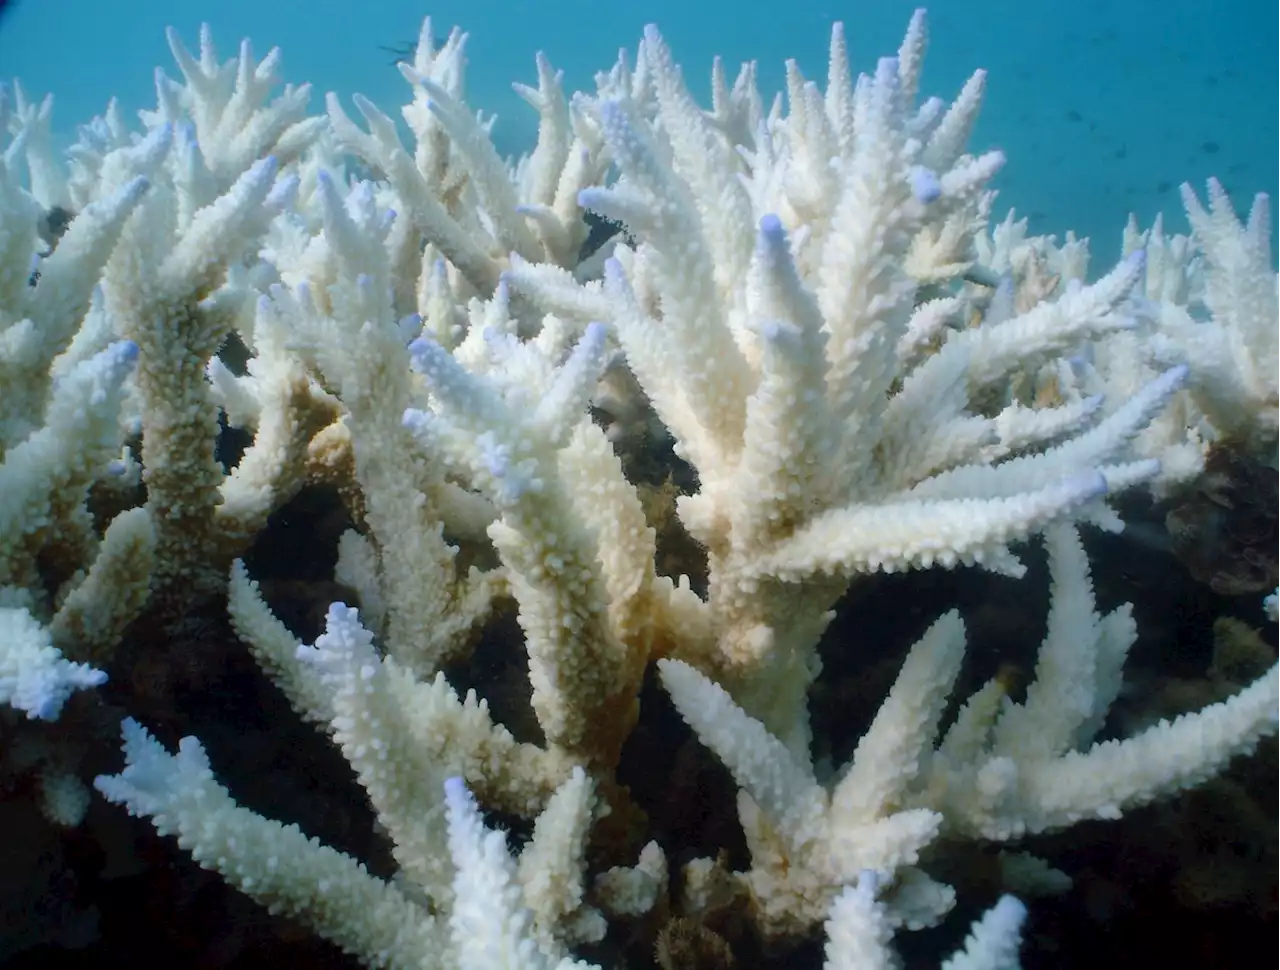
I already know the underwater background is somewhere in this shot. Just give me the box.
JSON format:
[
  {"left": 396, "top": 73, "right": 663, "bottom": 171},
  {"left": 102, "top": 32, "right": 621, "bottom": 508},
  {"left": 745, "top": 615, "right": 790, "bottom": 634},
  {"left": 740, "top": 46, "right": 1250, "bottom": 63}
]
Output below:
[
  {"left": 1, "top": 0, "right": 1277, "bottom": 268},
  {"left": 0, "top": 1, "right": 1276, "bottom": 968}
]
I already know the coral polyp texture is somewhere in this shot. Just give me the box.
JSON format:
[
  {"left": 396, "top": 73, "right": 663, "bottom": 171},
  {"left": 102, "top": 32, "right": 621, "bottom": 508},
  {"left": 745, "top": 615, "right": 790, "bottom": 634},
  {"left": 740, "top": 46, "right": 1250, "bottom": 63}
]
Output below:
[{"left": 1, "top": 8, "right": 1276, "bottom": 968}]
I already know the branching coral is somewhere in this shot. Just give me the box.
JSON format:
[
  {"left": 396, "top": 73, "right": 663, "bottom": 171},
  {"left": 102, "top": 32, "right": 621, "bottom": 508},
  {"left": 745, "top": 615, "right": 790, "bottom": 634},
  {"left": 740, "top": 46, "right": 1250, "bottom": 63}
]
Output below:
[{"left": 0, "top": 7, "right": 1274, "bottom": 968}]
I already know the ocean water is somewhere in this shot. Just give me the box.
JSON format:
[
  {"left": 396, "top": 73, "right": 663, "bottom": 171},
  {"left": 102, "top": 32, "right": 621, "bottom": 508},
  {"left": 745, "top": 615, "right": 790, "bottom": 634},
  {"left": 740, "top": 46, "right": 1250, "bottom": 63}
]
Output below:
[
  {"left": 1, "top": 3, "right": 1277, "bottom": 968},
  {"left": 1, "top": 0, "right": 1276, "bottom": 269}
]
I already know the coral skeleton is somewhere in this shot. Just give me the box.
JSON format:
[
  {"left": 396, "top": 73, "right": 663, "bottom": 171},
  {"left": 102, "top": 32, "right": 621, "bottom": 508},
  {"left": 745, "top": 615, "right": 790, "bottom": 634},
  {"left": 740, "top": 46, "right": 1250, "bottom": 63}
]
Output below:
[{"left": 1, "top": 8, "right": 1275, "bottom": 967}]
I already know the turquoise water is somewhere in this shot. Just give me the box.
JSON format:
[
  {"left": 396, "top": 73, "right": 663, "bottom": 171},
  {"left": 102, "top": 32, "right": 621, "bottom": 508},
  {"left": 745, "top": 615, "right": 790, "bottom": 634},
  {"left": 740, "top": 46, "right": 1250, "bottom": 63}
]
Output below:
[
  {"left": 2, "top": 0, "right": 1275, "bottom": 269},
  {"left": 0, "top": 4, "right": 1276, "bottom": 967}
]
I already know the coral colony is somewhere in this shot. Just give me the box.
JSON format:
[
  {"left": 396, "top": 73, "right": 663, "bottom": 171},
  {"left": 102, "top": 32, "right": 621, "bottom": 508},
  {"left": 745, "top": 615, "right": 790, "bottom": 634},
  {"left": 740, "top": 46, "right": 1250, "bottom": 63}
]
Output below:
[{"left": 1, "top": 9, "right": 1276, "bottom": 969}]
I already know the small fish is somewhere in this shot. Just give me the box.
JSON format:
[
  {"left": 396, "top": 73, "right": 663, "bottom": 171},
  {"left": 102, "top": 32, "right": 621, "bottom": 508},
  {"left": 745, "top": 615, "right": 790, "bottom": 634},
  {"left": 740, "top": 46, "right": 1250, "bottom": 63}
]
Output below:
[{"left": 378, "top": 42, "right": 415, "bottom": 66}]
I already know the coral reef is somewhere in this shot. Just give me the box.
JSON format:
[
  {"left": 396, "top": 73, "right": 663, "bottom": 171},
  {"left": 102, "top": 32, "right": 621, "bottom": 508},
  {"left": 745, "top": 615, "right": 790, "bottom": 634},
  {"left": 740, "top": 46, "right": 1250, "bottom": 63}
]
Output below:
[{"left": 1, "top": 8, "right": 1276, "bottom": 968}]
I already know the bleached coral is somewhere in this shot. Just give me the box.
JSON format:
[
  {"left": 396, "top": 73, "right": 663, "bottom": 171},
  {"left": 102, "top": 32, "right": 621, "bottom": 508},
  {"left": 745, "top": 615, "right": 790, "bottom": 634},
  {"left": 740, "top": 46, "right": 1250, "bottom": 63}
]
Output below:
[
  {"left": 968, "top": 217, "right": 1190, "bottom": 495},
  {"left": 0, "top": 605, "right": 106, "bottom": 722},
  {"left": 1, "top": 145, "right": 152, "bottom": 812},
  {"left": 1, "top": 27, "right": 330, "bottom": 832},
  {"left": 0, "top": 4, "right": 1272, "bottom": 966},
  {"left": 1, "top": 22, "right": 328, "bottom": 634},
  {"left": 1139, "top": 181, "right": 1278, "bottom": 454},
  {"left": 658, "top": 523, "right": 1277, "bottom": 935}
]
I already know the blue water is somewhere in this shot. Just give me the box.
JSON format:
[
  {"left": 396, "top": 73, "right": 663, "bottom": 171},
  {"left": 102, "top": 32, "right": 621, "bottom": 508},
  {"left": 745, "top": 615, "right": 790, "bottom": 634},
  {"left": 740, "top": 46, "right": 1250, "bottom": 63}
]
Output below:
[{"left": 2, "top": 0, "right": 1276, "bottom": 269}]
